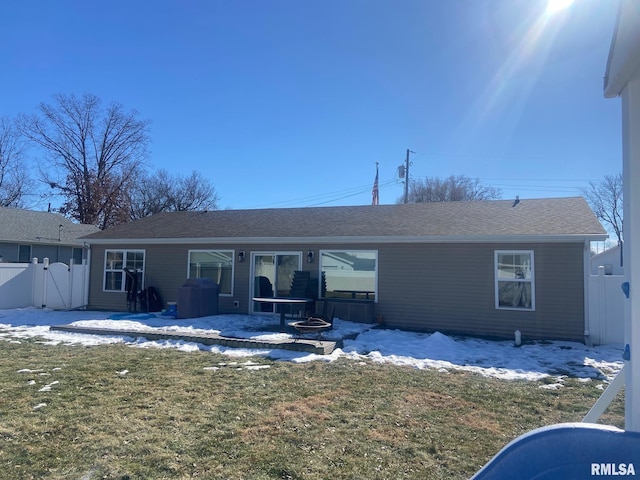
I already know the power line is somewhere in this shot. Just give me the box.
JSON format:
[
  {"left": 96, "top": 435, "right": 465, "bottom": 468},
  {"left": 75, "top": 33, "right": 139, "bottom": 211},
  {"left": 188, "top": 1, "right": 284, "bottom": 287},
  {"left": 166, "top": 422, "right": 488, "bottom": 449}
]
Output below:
[
  {"left": 306, "top": 179, "right": 398, "bottom": 207},
  {"left": 244, "top": 178, "right": 398, "bottom": 209},
  {"left": 410, "top": 174, "right": 600, "bottom": 183}
]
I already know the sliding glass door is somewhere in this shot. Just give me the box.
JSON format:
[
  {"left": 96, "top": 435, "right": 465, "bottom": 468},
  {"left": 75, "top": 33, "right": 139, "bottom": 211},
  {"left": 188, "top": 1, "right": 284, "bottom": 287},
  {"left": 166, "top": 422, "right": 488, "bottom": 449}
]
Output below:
[{"left": 251, "top": 252, "right": 301, "bottom": 314}]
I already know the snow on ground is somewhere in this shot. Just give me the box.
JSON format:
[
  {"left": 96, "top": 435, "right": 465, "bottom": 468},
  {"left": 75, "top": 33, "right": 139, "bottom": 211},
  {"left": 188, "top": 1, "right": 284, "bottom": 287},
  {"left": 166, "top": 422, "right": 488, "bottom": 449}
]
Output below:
[{"left": 0, "top": 307, "right": 625, "bottom": 383}]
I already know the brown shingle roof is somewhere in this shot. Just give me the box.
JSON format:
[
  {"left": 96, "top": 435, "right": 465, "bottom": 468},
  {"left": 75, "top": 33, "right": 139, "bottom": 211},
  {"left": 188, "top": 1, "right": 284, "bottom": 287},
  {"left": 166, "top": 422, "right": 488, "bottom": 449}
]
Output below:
[{"left": 81, "top": 197, "right": 607, "bottom": 243}]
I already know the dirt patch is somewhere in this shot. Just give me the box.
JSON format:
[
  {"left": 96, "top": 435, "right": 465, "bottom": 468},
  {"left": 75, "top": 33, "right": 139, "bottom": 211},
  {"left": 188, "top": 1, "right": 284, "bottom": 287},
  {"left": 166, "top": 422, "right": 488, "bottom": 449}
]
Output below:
[{"left": 241, "top": 391, "right": 338, "bottom": 442}]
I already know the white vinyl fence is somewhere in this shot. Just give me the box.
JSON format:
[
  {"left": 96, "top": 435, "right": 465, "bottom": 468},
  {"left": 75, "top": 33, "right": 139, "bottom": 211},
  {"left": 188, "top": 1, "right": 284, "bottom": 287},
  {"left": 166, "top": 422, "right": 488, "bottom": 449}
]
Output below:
[
  {"left": 0, "top": 258, "right": 89, "bottom": 310},
  {"left": 588, "top": 267, "right": 625, "bottom": 345}
]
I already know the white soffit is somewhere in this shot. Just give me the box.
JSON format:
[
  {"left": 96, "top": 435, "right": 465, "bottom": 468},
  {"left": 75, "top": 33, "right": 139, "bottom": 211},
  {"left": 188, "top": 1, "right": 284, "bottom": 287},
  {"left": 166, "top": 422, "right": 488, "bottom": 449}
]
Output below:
[{"left": 604, "top": 0, "right": 640, "bottom": 98}]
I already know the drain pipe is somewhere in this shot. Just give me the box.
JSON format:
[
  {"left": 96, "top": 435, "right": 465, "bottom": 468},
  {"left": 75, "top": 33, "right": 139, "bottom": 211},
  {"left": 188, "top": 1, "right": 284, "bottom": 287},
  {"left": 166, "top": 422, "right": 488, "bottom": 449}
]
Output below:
[
  {"left": 584, "top": 240, "right": 593, "bottom": 347},
  {"left": 42, "top": 257, "right": 49, "bottom": 309}
]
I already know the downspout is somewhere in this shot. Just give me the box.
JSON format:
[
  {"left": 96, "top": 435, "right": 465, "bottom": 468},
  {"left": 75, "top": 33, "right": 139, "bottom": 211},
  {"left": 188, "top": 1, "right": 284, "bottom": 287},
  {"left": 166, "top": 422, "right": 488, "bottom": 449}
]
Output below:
[
  {"left": 68, "top": 258, "right": 74, "bottom": 309},
  {"left": 82, "top": 244, "right": 90, "bottom": 309},
  {"left": 31, "top": 257, "right": 38, "bottom": 307},
  {"left": 42, "top": 257, "right": 49, "bottom": 309},
  {"left": 584, "top": 240, "right": 593, "bottom": 347}
]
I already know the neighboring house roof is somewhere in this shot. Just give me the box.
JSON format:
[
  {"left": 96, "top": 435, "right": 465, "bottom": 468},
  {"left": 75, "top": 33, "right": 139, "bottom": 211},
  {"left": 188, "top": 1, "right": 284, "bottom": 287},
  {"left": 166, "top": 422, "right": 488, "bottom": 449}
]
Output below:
[
  {"left": 0, "top": 207, "right": 99, "bottom": 246},
  {"left": 82, "top": 197, "right": 607, "bottom": 245}
]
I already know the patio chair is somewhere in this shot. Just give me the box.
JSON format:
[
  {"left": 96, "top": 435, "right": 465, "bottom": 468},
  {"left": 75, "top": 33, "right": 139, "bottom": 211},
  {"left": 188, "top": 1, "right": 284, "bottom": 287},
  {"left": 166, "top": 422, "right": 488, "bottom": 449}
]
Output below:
[
  {"left": 289, "top": 270, "right": 310, "bottom": 297},
  {"left": 255, "top": 276, "right": 274, "bottom": 312},
  {"left": 286, "top": 271, "right": 312, "bottom": 319},
  {"left": 311, "top": 302, "right": 335, "bottom": 328},
  {"left": 124, "top": 268, "right": 139, "bottom": 313}
]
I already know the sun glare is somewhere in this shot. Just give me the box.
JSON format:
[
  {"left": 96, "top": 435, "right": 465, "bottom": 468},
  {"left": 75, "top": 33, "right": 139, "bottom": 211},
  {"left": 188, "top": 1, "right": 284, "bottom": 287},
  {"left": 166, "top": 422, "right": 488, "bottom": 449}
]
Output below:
[{"left": 546, "top": 0, "right": 575, "bottom": 15}]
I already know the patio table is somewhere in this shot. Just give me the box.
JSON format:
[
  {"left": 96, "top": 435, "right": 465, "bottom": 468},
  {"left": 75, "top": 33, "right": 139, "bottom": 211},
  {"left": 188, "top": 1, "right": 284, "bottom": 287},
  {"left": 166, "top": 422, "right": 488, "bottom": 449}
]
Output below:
[{"left": 252, "top": 297, "right": 314, "bottom": 326}]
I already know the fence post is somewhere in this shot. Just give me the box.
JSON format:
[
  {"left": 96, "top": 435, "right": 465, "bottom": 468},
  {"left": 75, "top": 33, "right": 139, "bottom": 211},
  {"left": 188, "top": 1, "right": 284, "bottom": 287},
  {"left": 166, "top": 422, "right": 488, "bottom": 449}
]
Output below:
[
  {"left": 30, "top": 258, "right": 38, "bottom": 307},
  {"left": 597, "top": 266, "right": 607, "bottom": 345},
  {"left": 42, "top": 258, "right": 49, "bottom": 309},
  {"left": 82, "top": 249, "right": 90, "bottom": 309}
]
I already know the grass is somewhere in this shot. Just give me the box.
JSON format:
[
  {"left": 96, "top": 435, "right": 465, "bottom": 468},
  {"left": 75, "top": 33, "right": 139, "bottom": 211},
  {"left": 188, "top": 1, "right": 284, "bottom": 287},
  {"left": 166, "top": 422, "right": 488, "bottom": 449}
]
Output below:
[{"left": 0, "top": 338, "right": 624, "bottom": 480}]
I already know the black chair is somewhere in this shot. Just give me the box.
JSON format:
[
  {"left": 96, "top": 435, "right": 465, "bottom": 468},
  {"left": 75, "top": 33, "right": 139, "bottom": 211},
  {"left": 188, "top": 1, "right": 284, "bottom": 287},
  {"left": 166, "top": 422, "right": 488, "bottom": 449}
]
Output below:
[
  {"left": 311, "top": 302, "right": 335, "bottom": 328},
  {"left": 124, "top": 268, "right": 139, "bottom": 312},
  {"left": 289, "top": 271, "right": 310, "bottom": 297},
  {"left": 255, "top": 276, "right": 274, "bottom": 312},
  {"left": 286, "top": 271, "right": 312, "bottom": 319}
]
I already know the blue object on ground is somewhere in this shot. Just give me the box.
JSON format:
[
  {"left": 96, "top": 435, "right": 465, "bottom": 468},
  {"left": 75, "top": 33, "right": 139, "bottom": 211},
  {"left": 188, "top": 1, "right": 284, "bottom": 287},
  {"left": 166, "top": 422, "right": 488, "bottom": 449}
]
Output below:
[
  {"left": 471, "top": 423, "right": 640, "bottom": 479},
  {"left": 164, "top": 302, "right": 177, "bottom": 317}
]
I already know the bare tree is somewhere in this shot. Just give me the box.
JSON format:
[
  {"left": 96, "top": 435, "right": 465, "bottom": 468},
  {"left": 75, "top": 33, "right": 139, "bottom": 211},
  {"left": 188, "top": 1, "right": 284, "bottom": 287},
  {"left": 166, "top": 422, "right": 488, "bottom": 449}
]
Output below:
[
  {"left": 128, "top": 169, "right": 219, "bottom": 220},
  {"left": 0, "top": 117, "right": 32, "bottom": 207},
  {"left": 402, "top": 175, "right": 501, "bottom": 203},
  {"left": 17, "top": 93, "right": 150, "bottom": 228},
  {"left": 581, "top": 173, "right": 623, "bottom": 246},
  {"left": 172, "top": 170, "right": 219, "bottom": 211}
]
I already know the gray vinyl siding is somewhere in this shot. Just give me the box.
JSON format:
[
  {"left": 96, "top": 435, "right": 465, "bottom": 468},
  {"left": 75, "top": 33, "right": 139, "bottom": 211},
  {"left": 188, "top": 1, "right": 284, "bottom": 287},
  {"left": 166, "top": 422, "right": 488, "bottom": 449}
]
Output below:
[
  {"left": 88, "top": 243, "right": 323, "bottom": 313},
  {"left": 87, "top": 241, "right": 586, "bottom": 341},
  {"left": 376, "top": 242, "right": 585, "bottom": 341}
]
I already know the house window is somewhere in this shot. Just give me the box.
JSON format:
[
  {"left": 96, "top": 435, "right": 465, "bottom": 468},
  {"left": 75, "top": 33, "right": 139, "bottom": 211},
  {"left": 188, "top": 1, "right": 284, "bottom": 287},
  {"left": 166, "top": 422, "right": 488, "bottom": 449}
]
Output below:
[
  {"left": 72, "top": 247, "right": 83, "bottom": 265},
  {"left": 188, "top": 250, "right": 234, "bottom": 295},
  {"left": 18, "top": 245, "right": 31, "bottom": 263},
  {"left": 104, "top": 250, "right": 145, "bottom": 292},
  {"left": 320, "top": 250, "right": 377, "bottom": 301},
  {"left": 495, "top": 251, "right": 535, "bottom": 310}
]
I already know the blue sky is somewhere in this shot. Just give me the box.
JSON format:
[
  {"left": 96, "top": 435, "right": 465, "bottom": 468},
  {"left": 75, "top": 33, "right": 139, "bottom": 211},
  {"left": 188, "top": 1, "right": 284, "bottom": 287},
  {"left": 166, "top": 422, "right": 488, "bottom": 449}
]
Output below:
[{"left": 1, "top": 0, "right": 621, "bottom": 210}]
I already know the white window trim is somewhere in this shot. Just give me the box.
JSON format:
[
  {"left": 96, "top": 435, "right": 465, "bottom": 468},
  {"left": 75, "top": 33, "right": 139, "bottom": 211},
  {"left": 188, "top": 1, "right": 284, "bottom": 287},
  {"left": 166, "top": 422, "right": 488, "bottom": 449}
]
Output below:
[
  {"left": 103, "top": 249, "right": 146, "bottom": 293},
  {"left": 319, "top": 249, "right": 378, "bottom": 302},
  {"left": 494, "top": 250, "right": 535, "bottom": 311},
  {"left": 187, "top": 249, "right": 235, "bottom": 296},
  {"left": 249, "top": 251, "right": 303, "bottom": 315}
]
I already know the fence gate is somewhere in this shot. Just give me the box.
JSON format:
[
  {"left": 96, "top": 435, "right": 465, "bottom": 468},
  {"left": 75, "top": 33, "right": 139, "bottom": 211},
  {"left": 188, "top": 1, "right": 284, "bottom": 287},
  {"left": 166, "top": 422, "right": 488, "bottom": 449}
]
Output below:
[
  {"left": 25, "top": 258, "right": 90, "bottom": 310},
  {"left": 587, "top": 269, "right": 625, "bottom": 345},
  {"left": 43, "top": 262, "right": 73, "bottom": 309}
]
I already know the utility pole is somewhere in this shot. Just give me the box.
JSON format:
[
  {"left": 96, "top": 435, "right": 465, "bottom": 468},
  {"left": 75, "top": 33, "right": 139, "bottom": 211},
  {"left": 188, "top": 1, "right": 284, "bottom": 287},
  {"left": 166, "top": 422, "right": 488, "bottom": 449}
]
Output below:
[
  {"left": 397, "top": 149, "right": 414, "bottom": 204},
  {"left": 403, "top": 149, "right": 413, "bottom": 204}
]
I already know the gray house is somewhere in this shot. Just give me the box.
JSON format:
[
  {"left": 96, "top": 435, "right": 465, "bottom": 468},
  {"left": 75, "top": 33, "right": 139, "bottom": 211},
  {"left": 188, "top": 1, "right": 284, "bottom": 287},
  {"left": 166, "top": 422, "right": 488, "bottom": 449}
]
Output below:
[
  {"left": 81, "top": 197, "right": 607, "bottom": 341},
  {"left": 0, "top": 207, "right": 98, "bottom": 264}
]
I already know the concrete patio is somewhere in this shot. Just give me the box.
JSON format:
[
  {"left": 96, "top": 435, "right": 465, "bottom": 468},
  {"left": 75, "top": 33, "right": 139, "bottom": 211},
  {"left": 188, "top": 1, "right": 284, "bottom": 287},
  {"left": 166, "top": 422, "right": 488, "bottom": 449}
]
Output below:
[{"left": 50, "top": 323, "right": 338, "bottom": 354}]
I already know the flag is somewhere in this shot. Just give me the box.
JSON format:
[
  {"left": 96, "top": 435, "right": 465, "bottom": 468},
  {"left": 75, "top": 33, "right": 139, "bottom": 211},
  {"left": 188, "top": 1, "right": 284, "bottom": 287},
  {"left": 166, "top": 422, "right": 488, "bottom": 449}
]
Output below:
[{"left": 372, "top": 163, "right": 379, "bottom": 205}]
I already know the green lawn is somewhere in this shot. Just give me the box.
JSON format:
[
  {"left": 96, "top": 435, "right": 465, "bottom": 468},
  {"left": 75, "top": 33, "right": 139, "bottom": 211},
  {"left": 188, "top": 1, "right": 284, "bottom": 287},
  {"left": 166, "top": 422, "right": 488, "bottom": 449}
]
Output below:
[{"left": 0, "top": 339, "right": 624, "bottom": 480}]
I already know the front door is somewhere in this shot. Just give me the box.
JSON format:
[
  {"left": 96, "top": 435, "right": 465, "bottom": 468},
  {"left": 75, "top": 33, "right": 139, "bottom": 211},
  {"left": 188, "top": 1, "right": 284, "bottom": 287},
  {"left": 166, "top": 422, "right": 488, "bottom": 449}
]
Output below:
[{"left": 251, "top": 252, "right": 302, "bottom": 314}]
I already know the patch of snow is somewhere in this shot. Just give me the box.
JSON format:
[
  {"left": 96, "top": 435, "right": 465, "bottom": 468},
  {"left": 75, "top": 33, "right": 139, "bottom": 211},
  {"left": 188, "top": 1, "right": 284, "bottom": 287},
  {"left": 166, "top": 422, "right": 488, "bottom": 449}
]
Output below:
[
  {"left": 38, "top": 380, "right": 60, "bottom": 392},
  {"left": 0, "top": 307, "right": 625, "bottom": 382}
]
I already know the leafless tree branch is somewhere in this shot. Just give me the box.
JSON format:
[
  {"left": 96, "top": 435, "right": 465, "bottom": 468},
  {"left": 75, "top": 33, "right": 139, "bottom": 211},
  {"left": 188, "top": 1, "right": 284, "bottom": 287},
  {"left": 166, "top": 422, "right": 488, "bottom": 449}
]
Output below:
[
  {"left": 17, "top": 93, "right": 150, "bottom": 228},
  {"left": 0, "top": 117, "right": 32, "bottom": 207},
  {"left": 401, "top": 175, "right": 501, "bottom": 203},
  {"left": 581, "top": 173, "right": 623, "bottom": 245}
]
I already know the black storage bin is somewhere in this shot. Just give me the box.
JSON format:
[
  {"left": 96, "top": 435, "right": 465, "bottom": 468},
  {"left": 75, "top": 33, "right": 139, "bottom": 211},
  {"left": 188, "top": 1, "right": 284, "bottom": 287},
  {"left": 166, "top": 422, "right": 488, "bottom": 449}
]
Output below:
[{"left": 177, "top": 278, "right": 220, "bottom": 318}]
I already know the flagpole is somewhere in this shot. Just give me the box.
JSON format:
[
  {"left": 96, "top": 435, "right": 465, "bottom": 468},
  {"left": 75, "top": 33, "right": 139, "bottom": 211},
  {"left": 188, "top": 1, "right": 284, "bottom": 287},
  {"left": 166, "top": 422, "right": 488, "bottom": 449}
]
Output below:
[{"left": 372, "top": 162, "right": 379, "bottom": 206}]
